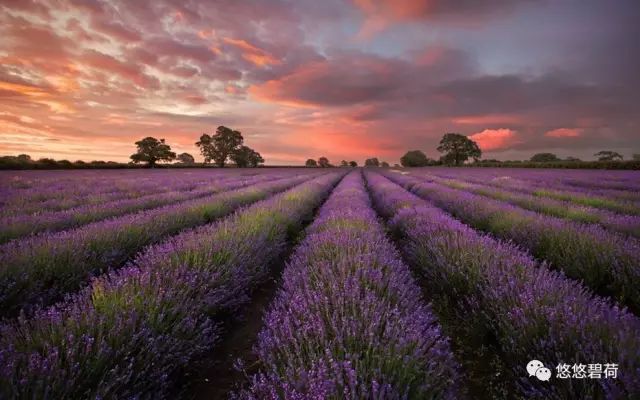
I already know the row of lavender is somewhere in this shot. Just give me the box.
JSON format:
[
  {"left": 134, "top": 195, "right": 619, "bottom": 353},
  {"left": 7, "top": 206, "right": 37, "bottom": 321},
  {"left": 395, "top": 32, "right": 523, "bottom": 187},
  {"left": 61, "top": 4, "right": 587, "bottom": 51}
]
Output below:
[
  {"left": 0, "top": 171, "right": 292, "bottom": 244},
  {"left": 381, "top": 170, "right": 640, "bottom": 314},
  {"left": 412, "top": 173, "right": 640, "bottom": 238},
  {"left": 420, "top": 167, "right": 640, "bottom": 197},
  {"left": 239, "top": 172, "right": 460, "bottom": 398},
  {"left": 365, "top": 171, "right": 640, "bottom": 399},
  {"left": 0, "top": 169, "right": 268, "bottom": 216},
  {"left": 419, "top": 168, "right": 640, "bottom": 214},
  {"left": 0, "top": 172, "right": 321, "bottom": 318},
  {"left": 0, "top": 172, "right": 343, "bottom": 399}
]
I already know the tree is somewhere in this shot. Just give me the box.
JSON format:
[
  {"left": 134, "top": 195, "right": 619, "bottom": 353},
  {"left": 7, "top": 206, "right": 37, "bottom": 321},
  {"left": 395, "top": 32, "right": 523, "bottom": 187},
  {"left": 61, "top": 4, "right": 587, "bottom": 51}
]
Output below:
[
  {"left": 16, "top": 154, "right": 31, "bottom": 163},
  {"left": 246, "top": 148, "right": 264, "bottom": 167},
  {"left": 594, "top": 151, "right": 623, "bottom": 161},
  {"left": 530, "top": 153, "right": 560, "bottom": 162},
  {"left": 177, "top": 153, "right": 195, "bottom": 164},
  {"left": 340, "top": 160, "right": 349, "bottom": 167},
  {"left": 230, "top": 145, "right": 264, "bottom": 167},
  {"left": 364, "top": 157, "right": 380, "bottom": 167},
  {"left": 437, "top": 133, "right": 481, "bottom": 166},
  {"left": 633, "top": 154, "right": 640, "bottom": 161},
  {"left": 349, "top": 161, "right": 358, "bottom": 167},
  {"left": 318, "top": 157, "right": 330, "bottom": 167},
  {"left": 196, "top": 126, "right": 244, "bottom": 167},
  {"left": 380, "top": 161, "right": 390, "bottom": 168},
  {"left": 305, "top": 159, "right": 318, "bottom": 167},
  {"left": 564, "top": 156, "right": 581, "bottom": 162},
  {"left": 400, "top": 150, "right": 431, "bottom": 167},
  {"left": 130, "top": 137, "right": 176, "bottom": 167}
]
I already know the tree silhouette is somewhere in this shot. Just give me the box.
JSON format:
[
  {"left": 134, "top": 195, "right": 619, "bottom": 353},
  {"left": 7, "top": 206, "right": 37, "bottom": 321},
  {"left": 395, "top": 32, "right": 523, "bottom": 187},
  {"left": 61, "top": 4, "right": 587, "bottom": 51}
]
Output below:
[
  {"left": 177, "top": 153, "right": 195, "bottom": 164},
  {"left": 364, "top": 157, "right": 380, "bottom": 167},
  {"left": 594, "top": 151, "right": 623, "bottom": 161},
  {"left": 530, "top": 153, "right": 560, "bottom": 162},
  {"left": 437, "top": 133, "right": 481, "bottom": 166},
  {"left": 400, "top": 150, "right": 430, "bottom": 167},
  {"left": 196, "top": 126, "right": 244, "bottom": 167},
  {"left": 318, "top": 157, "right": 330, "bottom": 167},
  {"left": 231, "top": 145, "right": 264, "bottom": 167},
  {"left": 130, "top": 137, "right": 176, "bottom": 167},
  {"left": 349, "top": 161, "right": 358, "bottom": 167},
  {"left": 305, "top": 159, "right": 318, "bottom": 167}
]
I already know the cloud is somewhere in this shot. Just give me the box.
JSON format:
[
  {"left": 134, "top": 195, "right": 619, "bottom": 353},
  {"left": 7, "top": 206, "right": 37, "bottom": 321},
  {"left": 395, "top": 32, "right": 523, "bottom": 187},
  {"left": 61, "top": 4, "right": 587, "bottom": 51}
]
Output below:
[
  {"left": 223, "top": 37, "right": 280, "bottom": 67},
  {"left": 545, "top": 128, "right": 582, "bottom": 138},
  {"left": 81, "top": 50, "right": 161, "bottom": 90},
  {"left": 250, "top": 48, "right": 474, "bottom": 107},
  {"left": 470, "top": 128, "right": 519, "bottom": 151},
  {"left": 0, "top": 0, "right": 638, "bottom": 164},
  {"left": 353, "top": 0, "right": 539, "bottom": 36}
]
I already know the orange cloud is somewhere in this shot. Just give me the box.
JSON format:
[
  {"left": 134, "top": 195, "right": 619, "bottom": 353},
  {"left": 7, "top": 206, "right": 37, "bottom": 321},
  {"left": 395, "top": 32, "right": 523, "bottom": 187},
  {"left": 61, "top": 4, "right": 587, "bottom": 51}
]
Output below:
[
  {"left": 470, "top": 128, "right": 519, "bottom": 151},
  {"left": 545, "top": 128, "right": 582, "bottom": 138},
  {"left": 198, "top": 29, "right": 216, "bottom": 39},
  {"left": 223, "top": 37, "right": 279, "bottom": 67},
  {"left": 354, "top": 0, "right": 441, "bottom": 37},
  {"left": 355, "top": 0, "right": 432, "bottom": 20}
]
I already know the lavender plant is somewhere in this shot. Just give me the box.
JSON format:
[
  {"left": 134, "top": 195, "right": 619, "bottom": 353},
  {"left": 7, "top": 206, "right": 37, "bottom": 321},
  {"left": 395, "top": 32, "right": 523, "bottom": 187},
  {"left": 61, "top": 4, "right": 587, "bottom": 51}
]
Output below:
[
  {"left": 381, "top": 171, "right": 640, "bottom": 314},
  {"left": 365, "top": 171, "right": 640, "bottom": 399},
  {"left": 0, "top": 173, "right": 316, "bottom": 318},
  {"left": 239, "top": 172, "right": 460, "bottom": 399},
  {"left": 416, "top": 169, "right": 640, "bottom": 215},
  {"left": 0, "top": 173, "right": 288, "bottom": 243},
  {"left": 423, "top": 175, "right": 640, "bottom": 238},
  {"left": 0, "top": 172, "right": 343, "bottom": 399}
]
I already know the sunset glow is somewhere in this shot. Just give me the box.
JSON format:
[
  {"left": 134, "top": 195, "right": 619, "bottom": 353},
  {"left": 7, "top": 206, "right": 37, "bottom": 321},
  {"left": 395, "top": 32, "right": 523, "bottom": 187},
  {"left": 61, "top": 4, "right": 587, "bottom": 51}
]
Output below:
[{"left": 1, "top": 0, "right": 639, "bottom": 164}]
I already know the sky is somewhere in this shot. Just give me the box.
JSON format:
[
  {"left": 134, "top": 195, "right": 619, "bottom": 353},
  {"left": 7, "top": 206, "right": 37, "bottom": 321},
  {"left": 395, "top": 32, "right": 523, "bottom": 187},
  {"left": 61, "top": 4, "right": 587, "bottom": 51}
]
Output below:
[{"left": 1, "top": 0, "right": 639, "bottom": 165}]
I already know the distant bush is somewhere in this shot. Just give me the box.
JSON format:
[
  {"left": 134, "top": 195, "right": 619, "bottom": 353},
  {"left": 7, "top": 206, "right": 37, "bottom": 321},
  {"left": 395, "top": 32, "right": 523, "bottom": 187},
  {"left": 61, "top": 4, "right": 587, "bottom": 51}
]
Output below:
[
  {"left": 530, "top": 152, "right": 560, "bottom": 162},
  {"left": 0, "top": 155, "right": 206, "bottom": 170},
  {"left": 400, "top": 150, "right": 435, "bottom": 167},
  {"left": 364, "top": 157, "right": 380, "bottom": 167}
]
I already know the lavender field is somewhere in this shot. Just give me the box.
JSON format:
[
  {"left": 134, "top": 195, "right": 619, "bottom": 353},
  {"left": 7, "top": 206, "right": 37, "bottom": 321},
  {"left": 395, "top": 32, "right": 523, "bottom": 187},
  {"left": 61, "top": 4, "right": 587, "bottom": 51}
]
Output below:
[{"left": 0, "top": 168, "right": 639, "bottom": 400}]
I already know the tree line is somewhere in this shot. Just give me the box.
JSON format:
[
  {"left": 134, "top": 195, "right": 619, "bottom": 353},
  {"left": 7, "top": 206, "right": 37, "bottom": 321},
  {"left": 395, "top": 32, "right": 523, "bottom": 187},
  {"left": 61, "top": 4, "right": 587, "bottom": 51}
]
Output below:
[
  {"left": 304, "top": 132, "right": 639, "bottom": 169},
  {"left": 129, "top": 126, "right": 264, "bottom": 168},
  {"left": 1, "top": 130, "right": 638, "bottom": 170},
  {"left": 306, "top": 133, "right": 482, "bottom": 168}
]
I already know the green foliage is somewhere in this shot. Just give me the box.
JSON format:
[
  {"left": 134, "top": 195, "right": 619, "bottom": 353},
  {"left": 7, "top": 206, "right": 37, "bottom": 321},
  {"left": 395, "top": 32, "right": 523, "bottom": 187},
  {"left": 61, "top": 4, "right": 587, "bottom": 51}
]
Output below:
[
  {"left": 230, "top": 145, "right": 264, "bottom": 167},
  {"left": 530, "top": 153, "right": 560, "bottom": 162},
  {"left": 177, "top": 153, "right": 195, "bottom": 164},
  {"left": 130, "top": 137, "right": 176, "bottom": 167},
  {"left": 437, "top": 133, "right": 481, "bottom": 165},
  {"left": 400, "top": 150, "right": 431, "bottom": 167},
  {"left": 196, "top": 126, "right": 244, "bottom": 167}
]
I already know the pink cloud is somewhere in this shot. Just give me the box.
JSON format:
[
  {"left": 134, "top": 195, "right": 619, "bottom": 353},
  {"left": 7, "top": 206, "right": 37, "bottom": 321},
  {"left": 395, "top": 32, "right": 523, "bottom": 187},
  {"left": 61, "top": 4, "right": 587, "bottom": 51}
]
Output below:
[
  {"left": 353, "top": 0, "right": 530, "bottom": 36},
  {"left": 470, "top": 128, "right": 519, "bottom": 151}
]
